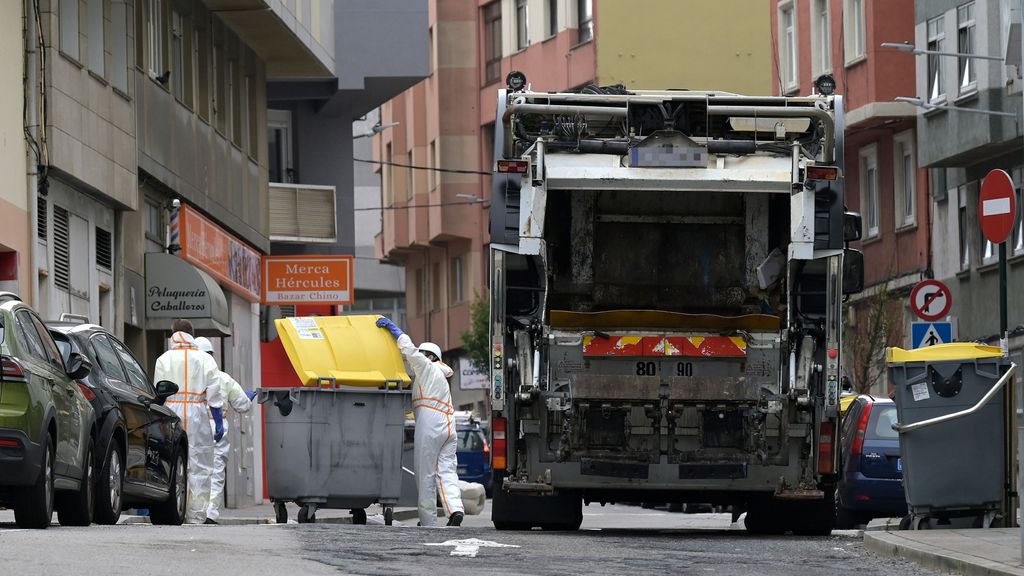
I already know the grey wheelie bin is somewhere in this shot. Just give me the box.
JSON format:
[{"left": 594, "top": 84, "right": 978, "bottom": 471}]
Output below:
[
  {"left": 259, "top": 315, "right": 412, "bottom": 525},
  {"left": 887, "top": 343, "right": 1016, "bottom": 530}
]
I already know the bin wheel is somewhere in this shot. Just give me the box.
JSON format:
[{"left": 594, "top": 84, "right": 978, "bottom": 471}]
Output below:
[
  {"left": 274, "top": 501, "right": 288, "bottom": 524},
  {"left": 973, "top": 511, "right": 1000, "bottom": 529},
  {"left": 898, "top": 515, "right": 912, "bottom": 530},
  {"left": 298, "top": 505, "right": 316, "bottom": 524},
  {"left": 384, "top": 507, "right": 394, "bottom": 526},
  {"left": 352, "top": 508, "right": 367, "bottom": 525},
  {"left": 911, "top": 515, "right": 931, "bottom": 530}
]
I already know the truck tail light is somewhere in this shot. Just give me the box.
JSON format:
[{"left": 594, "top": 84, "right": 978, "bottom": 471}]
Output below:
[
  {"left": 850, "top": 404, "right": 874, "bottom": 457},
  {"left": 1, "top": 356, "right": 26, "bottom": 381},
  {"left": 817, "top": 421, "right": 835, "bottom": 475},
  {"left": 497, "top": 159, "right": 529, "bottom": 174},
  {"left": 805, "top": 165, "right": 840, "bottom": 181},
  {"left": 492, "top": 417, "right": 507, "bottom": 470}
]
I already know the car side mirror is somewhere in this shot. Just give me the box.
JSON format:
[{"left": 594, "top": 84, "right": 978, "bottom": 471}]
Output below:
[
  {"left": 844, "top": 212, "right": 863, "bottom": 242},
  {"left": 154, "top": 380, "right": 178, "bottom": 405},
  {"left": 842, "top": 249, "right": 865, "bottom": 295},
  {"left": 66, "top": 352, "right": 92, "bottom": 380}
]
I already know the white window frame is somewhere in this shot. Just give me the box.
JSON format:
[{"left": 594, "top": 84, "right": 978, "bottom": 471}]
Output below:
[
  {"left": 844, "top": 0, "right": 866, "bottom": 64},
  {"left": 577, "top": 0, "right": 593, "bottom": 43},
  {"left": 811, "top": 0, "right": 832, "bottom": 77},
  {"left": 860, "top": 145, "right": 880, "bottom": 238},
  {"left": 516, "top": 0, "right": 529, "bottom": 50},
  {"left": 957, "top": 2, "right": 977, "bottom": 95},
  {"left": 958, "top": 184, "right": 970, "bottom": 270},
  {"left": 547, "top": 0, "right": 558, "bottom": 38},
  {"left": 147, "top": 0, "right": 165, "bottom": 79},
  {"left": 778, "top": 1, "right": 799, "bottom": 92},
  {"left": 927, "top": 15, "right": 946, "bottom": 103},
  {"left": 60, "top": 0, "right": 80, "bottom": 60},
  {"left": 893, "top": 131, "right": 917, "bottom": 229}
]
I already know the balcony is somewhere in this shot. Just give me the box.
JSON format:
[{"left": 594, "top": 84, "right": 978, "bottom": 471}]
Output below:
[{"left": 269, "top": 183, "right": 337, "bottom": 243}]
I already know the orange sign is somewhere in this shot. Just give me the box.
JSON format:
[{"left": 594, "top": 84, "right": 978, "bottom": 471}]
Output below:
[
  {"left": 174, "top": 205, "right": 262, "bottom": 301},
  {"left": 262, "top": 255, "right": 354, "bottom": 305}
]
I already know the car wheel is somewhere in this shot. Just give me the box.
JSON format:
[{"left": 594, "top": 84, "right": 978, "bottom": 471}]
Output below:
[
  {"left": 15, "top": 432, "right": 54, "bottom": 529},
  {"left": 56, "top": 439, "right": 95, "bottom": 526},
  {"left": 93, "top": 441, "right": 124, "bottom": 525},
  {"left": 151, "top": 449, "right": 187, "bottom": 525}
]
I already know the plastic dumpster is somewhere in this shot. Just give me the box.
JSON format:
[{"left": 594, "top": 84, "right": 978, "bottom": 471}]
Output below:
[
  {"left": 260, "top": 315, "right": 412, "bottom": 525},
  {"left": 887, "top": 343, "right": 1016, "bottom": 530}
]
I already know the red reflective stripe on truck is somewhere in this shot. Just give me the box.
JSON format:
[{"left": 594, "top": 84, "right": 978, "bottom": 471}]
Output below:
[{"left": 583, "top": 335, "right": 747, "bottom": 357}]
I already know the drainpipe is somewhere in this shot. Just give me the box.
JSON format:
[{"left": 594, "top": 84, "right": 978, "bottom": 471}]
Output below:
[{"left": 25, "top": 0, "right": 40, "bottom": 308}]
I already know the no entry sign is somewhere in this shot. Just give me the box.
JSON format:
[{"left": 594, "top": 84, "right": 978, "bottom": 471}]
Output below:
[
  {"left": 910, "top": 280, "right": 952, "bottom": 322},
  {"left": 980, "top": 169, "right": 1017, "bottom": 244}
]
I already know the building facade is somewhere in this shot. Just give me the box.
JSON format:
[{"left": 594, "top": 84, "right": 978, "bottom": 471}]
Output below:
[
  {"left": 771, "top": 0, "right": 930, "bottom": 394},
  {"left": 378, "top": 0, "right": 771, "bottom": 416},
  {"left": 914, "top": 0, "right": 1024, "bottom": 360},
  {"left": 3, "top": 3, "right": 29, "bottom": 300}
]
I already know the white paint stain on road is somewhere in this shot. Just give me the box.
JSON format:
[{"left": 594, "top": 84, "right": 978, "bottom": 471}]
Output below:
[{"left": 424, "top": 538, "right": 520, "bottom": 558}]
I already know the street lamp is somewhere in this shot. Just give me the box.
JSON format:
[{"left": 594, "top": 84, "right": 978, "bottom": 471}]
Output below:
[
  {"left": 894, "top": 96, "right": 1018, "bottom": 118},
  {"left": 881, "top": 41, "right": 1006, "bottom": 61},
  {"left": 353, "top": 121, "right": 400, "bottom": 139}
]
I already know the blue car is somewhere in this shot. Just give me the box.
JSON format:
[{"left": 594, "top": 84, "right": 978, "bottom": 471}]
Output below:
[
  {"left": 836, "top": 396, "right": 907, "bottom": 528},
  {"left": 455, "top": 419, "right": 491, "bottom": 495}
]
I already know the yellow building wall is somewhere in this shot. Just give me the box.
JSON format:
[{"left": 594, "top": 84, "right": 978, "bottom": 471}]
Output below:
[
  {"left": 0, "top": 2, "right": 31, "bottom": 299},
  {"left": 596, "top": 0, "right": 771, "bottom": 95}
]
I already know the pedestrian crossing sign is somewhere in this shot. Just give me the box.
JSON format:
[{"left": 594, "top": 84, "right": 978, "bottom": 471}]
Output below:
[{"left": 911, "top": 322, "right": 953, "bottom": 349}]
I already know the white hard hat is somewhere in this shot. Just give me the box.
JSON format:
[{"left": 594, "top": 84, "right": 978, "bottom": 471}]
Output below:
[
  {"left": 194, "top": 336, "right": 214, "bottom": 353},
  {"left": 418, "top": 342, "right": 443, "bottom": 361}
]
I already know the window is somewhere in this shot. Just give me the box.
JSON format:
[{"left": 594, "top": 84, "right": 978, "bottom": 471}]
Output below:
[
  {"left": 516, "top": 0, "right": 529, "bottom": 50},
  {"left": 860, "top": 146, "right": 879, "bottom": 238},
  {"left": 213, "top": 30, "right": 226, "bottom": 133},
  {"left": 548, "top": 0, "right": 558, "bottom": 37},
  {"left": 230, "top": 59, "right": 243, "bottom": 146},
  {"left": 147, "top": 0, "right": 165, "bottom": 78},
  {"left": 1013, "top": 169, "right": 1024, "bottom": 254},
  {"left": 427, "top": 27, "right": 434, "bottom": 75},
  {"left": 195, "top": 20, "right": 210, "bottom": 120},
  {"left": 452, "top": 256, "right": 464, "bottom": 304},
  {"left": 844, "top": 0, "right": 865, "bottom": 62},
  {"left": 483, "top": 2, "right": 502, "bottom": 85},
  {"left": 416, "top": 268, "right": 426, "bottom": 316},
  {"left": 427, "top": 140, "right": 437, "bottom": 191},
  {"left": 15, "top": 310, "right": 48, "bottom": 364},
  {"left": 957, "top": 3, "right": 976, "bottom": 94},
  {"left": 111, "top": 0, "right": 128, "bottom": 92},
  {"left": 779, "top": 2, "right": 798, "bottom": 91},
  {"left": 268, "top": 110, "right": 293, "bottom": 183},
  {"left": 60, "top": 0, "right": 80, "bottom": 60},
  {"left": 927, "top": 16, "right": 945, "bottom": 102},
  {"left": 959, "top": 185, "right": 970, "bottom": 269},
  {"left": 432, "top": 262, "right": 442, "bottom": 311},
  {"left": 894, "top": 131, "right": 916, "bottom": 228},
  {"left": 110, "top": 337, "right": 154, "bottom": 395},
  {"left": 86, "top": 0, "right": 104, "bottom": 74},
  {"left": 90, "top": 335, "right": 128, "bottom": 382},
  {"left": 811, "top": 0, "right": 831, "bottom": 76},
  {"left": 406, "top": 152, "right": 414, "bottom": 200},
  {"left": 29, "top": 314, "right": 64, "bottom": 371},
  {"left": 578, "top": 0, "right": 593, "bottom": 43},
  {"left": 384, "top": 142, "right": 393, "bottom": 205},
  {"left": 170, "top": 9, "right": 193, "bottom": 105},
  {"left": 246, "top": 74, "right": 258, "bottom": 156}
]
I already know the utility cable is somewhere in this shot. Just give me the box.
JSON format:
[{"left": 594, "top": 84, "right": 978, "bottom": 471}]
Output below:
[{"left": 354, "top": 158, "right": 491, "bottom": 176}]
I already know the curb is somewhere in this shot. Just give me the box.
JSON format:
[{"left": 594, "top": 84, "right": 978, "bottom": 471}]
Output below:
[
  {"left": 864, "top": 531, "right": 1022, "bottom": 576},
  {"left": 118, "top": 508, "right": 421, "bottom": 526}
]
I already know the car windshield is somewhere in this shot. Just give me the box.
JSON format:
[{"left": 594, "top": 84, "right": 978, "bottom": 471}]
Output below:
[
  {"left": 869, "top": 406, "right": 899, "bottom": 440},
  {"left": 457, "top": 429, "right": 485, "bottom": 452}
]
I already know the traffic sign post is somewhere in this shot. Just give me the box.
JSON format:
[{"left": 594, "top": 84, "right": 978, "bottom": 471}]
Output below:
[{"left": 980, "top": 169, "right": 1016, "bottom": 353}]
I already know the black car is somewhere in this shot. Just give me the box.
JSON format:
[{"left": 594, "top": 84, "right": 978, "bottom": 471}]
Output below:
[{"left": 47, "top": 318, "right": 188, "bottom": 525}]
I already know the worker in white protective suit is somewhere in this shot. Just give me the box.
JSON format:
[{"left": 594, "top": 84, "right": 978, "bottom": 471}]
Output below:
[
  {"left": 153, "top": 320, "right": 224, "bottom": 525},
  {"left": 376, "top": 317, "right": 464, "bottom": 527},
  {"left": 194, "top": 337, "right": 257, "bottom": 524}
]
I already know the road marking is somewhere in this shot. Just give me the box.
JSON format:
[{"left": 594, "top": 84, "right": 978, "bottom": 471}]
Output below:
[{"left": 424, "top": 538, "right": 520, "bottom": 558}]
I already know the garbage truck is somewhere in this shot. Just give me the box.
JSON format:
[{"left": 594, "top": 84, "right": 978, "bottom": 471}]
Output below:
[{"left": 487, "top": 80, "right": 865, "bottom": 534}]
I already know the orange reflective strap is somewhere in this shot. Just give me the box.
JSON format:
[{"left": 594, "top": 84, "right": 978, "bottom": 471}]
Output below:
[
  {"left": 412, "top": 396, "right": 453, "bottom": 409},
  {"left": 437, "top": 416, "right": 454, "bottom": 515},
  {"left": 412, "top": 404, "right": 454, "bottom": 416}
]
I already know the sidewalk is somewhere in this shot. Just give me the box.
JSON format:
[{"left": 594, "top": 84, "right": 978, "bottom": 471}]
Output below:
[{"left": 865, "top": 527, "right": 1024, "bottom": 576}]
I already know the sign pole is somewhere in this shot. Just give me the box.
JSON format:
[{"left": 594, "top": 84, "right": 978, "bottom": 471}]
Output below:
[{"left": 1001, "top": 241, "right": 1009, "bottom": 354}]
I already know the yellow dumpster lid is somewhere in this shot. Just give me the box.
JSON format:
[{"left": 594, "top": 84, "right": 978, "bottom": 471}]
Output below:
[
  {"left": 886, "top": 343, "right": 1004, "bottom": 364},
  {"left": 275, "top": 315, "right": 412, "bottom": 388}
]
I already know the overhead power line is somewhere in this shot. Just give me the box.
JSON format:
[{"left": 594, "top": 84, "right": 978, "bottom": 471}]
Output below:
[{"left": 354, "top": 157, "right": 491, "bottom": 176}]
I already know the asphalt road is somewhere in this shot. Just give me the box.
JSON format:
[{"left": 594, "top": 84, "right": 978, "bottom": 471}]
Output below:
[{"left": 0, "top": 503, "right": 942, "bottom": 576}]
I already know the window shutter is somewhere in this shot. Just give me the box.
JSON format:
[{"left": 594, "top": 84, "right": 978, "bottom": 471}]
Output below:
[
  {"left": 96, "top": 226, "right": 113, "bottom": 270},
  {"left": 269, "top": 185, "right": 336, "bottom": 242},
  {"left": 54, "top": 206, "right": 71, "bottom": 290}
]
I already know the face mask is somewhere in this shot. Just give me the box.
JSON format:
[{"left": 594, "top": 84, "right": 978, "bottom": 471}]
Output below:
[{"left": 437, "top": 361, "right": 454, "bottom": 379}]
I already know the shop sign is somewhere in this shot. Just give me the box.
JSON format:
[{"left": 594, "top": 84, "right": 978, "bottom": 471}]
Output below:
[
  {"left": 174, "top": 205, "right": 262, "bottom": 301},
  {"left": 262, "top": 255, "right": 354, "bottom": 305}
]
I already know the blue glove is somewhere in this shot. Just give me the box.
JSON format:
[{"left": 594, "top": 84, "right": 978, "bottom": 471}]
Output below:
[
  {"left": 246, "top": 390, "right": 258, "bottom": 401},
  {"left": 375, "top": 317, "right": 404, "bottom": 339},
  {"left": 211, "top": 407, "right": 224, "bottom": 442}
]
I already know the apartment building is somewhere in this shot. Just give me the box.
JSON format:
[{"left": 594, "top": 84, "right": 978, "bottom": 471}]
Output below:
[
  {"left": 3, "top": 3, "right": 29, "bottom": 299},
  {"left": 771, "top": 0, "right": 928, "bottom": 393},
  {"left": 378, "top": 0, "right": 771, "bottom": 415}
]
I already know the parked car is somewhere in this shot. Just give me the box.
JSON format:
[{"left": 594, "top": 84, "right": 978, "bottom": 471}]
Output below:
[
  {"left": 836, "top": 395, "right": 907, "bottom": 528},
  {"left": 455, "top": 414, "right": 492, "bottom": 495},
  {"left": 0, "top": 293, "right": 96, "bottom": 528},
  {"left": 47, "top": 318, "right": 188, "bottom": 526}
]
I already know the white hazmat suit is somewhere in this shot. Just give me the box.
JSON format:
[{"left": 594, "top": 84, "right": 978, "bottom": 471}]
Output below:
[
  {"left": 396, "top": 334, "right": 464, "bottom": 527},
  {"left": 153, "top": 332, "right": 223, "bottom": 524},
  {"left": 194, "top": 337, "right": 254, "bottom": 522}
]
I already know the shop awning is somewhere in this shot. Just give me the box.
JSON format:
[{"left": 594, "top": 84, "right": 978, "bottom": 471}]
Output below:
[{"left": 145, "top": 252, "right": 231, "bottom": 336}]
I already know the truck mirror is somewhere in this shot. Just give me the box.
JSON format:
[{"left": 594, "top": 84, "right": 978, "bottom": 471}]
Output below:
[
  {"left": 844, "top": 212, "right": 862, "bottom": 242},
  {"left": 842, "top": 249, "right": 864, "bottom": 295}
]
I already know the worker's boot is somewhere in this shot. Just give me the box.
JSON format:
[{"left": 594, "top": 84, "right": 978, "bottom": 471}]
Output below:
[{"left": 446, "top": 512, "right": 464, "bottom": 527}]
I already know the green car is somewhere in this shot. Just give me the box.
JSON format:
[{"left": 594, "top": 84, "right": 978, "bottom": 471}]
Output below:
[{"left": 0, "top": 293, "right": 96, "bottom": 528}]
